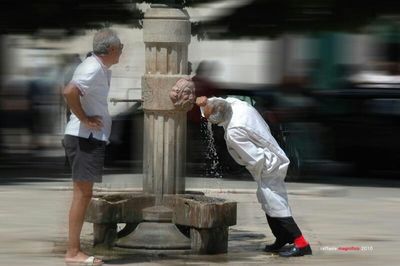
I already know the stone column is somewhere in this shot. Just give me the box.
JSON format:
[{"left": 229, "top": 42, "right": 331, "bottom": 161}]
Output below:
[{"left": 142, "top": 5, "right": 191, "bottom": 200}]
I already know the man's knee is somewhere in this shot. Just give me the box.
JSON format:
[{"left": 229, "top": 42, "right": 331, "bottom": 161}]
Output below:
[
  {"left": 73, "top": 181, "right": 94, "bottom": 199},
  {"left": 81, "top": 189, "right": 93, "bottom": 199}
]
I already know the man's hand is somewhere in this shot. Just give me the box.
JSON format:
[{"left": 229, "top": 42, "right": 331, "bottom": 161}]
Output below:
[
  {"left": 63, "top": 83, "right": 103, "bottom": 131},
  {"left": 196, "top": 96, "right": 208, "bottom": 107},
  {"left": 83, "top": 116, "right": 103, "bottom": 131}
]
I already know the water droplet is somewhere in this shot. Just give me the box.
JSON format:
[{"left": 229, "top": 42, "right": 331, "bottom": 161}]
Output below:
[{"left": 200, "top": 120, "right": 223, "bottom": 178}]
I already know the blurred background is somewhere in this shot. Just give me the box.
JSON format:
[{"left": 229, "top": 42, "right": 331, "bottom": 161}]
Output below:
[{"left": 2, "top": 0, "right": 400, "bottom": 180}]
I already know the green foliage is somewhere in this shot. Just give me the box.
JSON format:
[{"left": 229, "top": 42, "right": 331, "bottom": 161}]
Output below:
[
  {"left": 0, "top": 0, "right": 217, "bottom": 36},
  {"left": 201, "top": 0, "right": 400, "bottom": 39},
  {"left": 138, "top": 0, "right": 216, "bottom": 7},
  {"left": 2, "top": 0, "right": 400, "bottom": 38}
]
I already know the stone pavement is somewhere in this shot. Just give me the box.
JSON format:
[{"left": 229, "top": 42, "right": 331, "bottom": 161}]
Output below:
[{"left": 0, "top": 171, "right": 399, "bottom": 266}]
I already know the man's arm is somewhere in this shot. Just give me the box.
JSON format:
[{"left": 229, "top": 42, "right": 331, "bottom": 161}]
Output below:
[
  {"left": 229, "top": 127, "right": 285, "bottom": 178},
  {"left": 227, "top": 128, "right": 266, "bottom": 167},
  {"left": 196, "top": 96, "right": 208, "bottom": 106},
  {"left": 62, "top": 83, "right": 103, "bottom": 131}
]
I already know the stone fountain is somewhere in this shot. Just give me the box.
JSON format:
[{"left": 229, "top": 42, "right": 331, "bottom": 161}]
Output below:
[{"left": 84, "top": 4, "right": 237, "bottom": 255}]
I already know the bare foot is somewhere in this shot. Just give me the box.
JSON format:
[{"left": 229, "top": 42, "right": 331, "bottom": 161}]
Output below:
[{"left": 65, "top": 251, "right": 103, "bottom": 265}]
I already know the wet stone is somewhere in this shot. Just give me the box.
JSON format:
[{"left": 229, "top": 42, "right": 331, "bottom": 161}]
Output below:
[{"left": 182, "top": 195, "right": 226, "bottom": 204}]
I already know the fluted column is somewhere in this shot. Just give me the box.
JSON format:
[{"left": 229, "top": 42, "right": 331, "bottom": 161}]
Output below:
[{"left": 142, "top": 5, "right": 191, "bottom": 198}]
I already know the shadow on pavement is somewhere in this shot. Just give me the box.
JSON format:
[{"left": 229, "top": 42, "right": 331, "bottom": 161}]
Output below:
[
  {"left": 298, "top": 174, "right": 400, "bottom": 188},
  {"left": 2, "top": 153, "right": 400, "bottom": 189},
  {"left": 0, "top": 154, "right": 135, "bottom": 186}
]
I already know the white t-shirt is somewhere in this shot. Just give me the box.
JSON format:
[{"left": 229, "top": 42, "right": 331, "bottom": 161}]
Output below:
[{"left": 64, "top": 55, "right": 112, "bottom": 142}]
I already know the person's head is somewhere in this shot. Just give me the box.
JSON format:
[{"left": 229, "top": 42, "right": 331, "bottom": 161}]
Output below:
[
  {"left": 85, "top": 51, "right": 93, "bottom": 58},
  {"left": 187, "top": 61, "right": 193, "bottom": 75},
  {"left": 195, "top": 60, "right": 222, "bottom": 78},
  {"left": 202, "top": 97, "right": 232, "bottom": 125},
  {"left": 93, "top": 28, "right": 123, "bottom": 67}
]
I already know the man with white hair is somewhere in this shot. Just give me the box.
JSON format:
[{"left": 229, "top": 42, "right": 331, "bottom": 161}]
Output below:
[
  {"left": 196, "top": 96, "right": 312, "bottom": 257},
  {"left": 62, "top": 28, "right": 123, "bottom": 265}
]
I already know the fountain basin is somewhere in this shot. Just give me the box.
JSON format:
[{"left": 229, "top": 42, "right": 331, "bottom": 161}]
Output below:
[{"left": 85, "top": 192, "right": 237, "bottom": 254}]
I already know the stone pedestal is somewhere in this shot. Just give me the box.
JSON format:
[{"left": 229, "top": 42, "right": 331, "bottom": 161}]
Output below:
[
  {"left": 116, "top": 206, "right": 191, "bottom": 250},
  {"left": 191, "top": 227, "right": 229, "bottom": 254}
]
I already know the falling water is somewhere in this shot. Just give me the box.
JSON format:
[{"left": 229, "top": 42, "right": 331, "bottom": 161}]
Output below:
[{"left": 200, "top": 120, "right": 223, "bottom": 178}]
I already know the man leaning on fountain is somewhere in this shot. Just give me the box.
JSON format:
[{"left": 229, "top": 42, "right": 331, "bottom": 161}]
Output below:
[
  {"left": 196, "top": 96, "right": 312, "bottom": 257},
  {"left": 62, "top": 29, "right": 123, "bottom": 265}
]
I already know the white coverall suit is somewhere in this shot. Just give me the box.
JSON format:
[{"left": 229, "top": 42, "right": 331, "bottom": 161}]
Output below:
[{"left": 220, "top": 98, "right": 292, "bottom": 217}]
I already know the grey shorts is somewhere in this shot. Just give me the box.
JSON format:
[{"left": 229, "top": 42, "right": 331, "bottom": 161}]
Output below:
[{"left": 63, "top": 134, "right": 106, "bottom": 183}]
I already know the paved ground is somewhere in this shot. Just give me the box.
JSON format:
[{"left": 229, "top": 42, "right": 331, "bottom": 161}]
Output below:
[{"left": 1, "top": 155, "right": 400, "bottom": 265}]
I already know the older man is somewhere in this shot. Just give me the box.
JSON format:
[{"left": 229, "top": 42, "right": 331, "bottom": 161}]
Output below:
[
  {"left": 196, "top": 96, "right": 312, "bottom": 257},
  {"left": 62, "top": 29, "right": 123, "bottom": 265}
]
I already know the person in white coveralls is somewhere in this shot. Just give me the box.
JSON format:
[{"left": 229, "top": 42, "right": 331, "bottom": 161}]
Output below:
[{"left": 196, "top": 96, "right": 312, "bottom": 257}]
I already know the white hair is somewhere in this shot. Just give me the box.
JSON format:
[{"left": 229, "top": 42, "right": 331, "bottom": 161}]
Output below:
[
  {"left": 207, "top": 97, "right": 232, "bottom": 125},
  {"left": 93, "top": 29, "right": 120, "bottom": 55}
]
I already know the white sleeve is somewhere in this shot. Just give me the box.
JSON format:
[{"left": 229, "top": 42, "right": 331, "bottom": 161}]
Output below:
[
  {"left": 228, "top": 127, "right": 286, "bottom": 179},
  {"left": 227, "top": 128, "right": 266, "bottom": 178},
  {"left": 70, "top": 68, "right": 100, "bottom": 96}
]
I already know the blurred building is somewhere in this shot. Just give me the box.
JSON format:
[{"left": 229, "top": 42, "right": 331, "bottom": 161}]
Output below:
[{"left": 1, "top": 2, "right": 400, "bottom": 173}]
